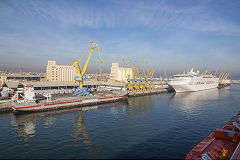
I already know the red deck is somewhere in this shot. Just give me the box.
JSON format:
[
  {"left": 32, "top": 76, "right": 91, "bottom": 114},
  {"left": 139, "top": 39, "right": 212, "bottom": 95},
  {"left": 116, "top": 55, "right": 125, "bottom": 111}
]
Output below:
[{"left": 186, "top": 112, "right": 240, "bottom": 160}]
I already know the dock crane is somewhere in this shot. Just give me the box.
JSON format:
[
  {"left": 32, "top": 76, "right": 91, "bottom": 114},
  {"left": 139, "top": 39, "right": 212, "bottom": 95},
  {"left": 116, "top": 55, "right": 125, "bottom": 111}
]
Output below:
[
  {"left": 149, "top": 65, "right": 155, "bottom": 91},
  {"left": 72, "top": 41, "right": 100, "bottom": 96},
  {"left": 145, "top": 61, "right": 151, "bottom": 91},
  {"left": 141, "top": 61, "right": 147, "bottom": 92},
  {"left": 97, "top": 47, "right": 103, "bottom": 81},
  {"left": 223, "top": 73, "right": 229, "bottom": 83},
  {"left": 219, "top": 72, "right": 229, "bottom": 84},
  {"left": 124, "top": 59, "right": 156, "bottom": 93},
  {"left": 129, "top": 59, "right": 138, "bottom": 92},
  {"left": 134, "top": 60, "right": 142, "bottom": 92},
  {"left": 123, "top": 58, "right": 132, "bottom": 92},
  {"left": 219, "top": 73, "right": 224, "bottom": 84}
]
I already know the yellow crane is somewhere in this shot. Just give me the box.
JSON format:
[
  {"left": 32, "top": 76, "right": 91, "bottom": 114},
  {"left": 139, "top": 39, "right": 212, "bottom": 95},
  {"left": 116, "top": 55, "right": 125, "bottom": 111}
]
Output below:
[
  {"left": 72, "top": 41, "right": 100, "bottom": 96},
  {"left": 97, "top": 47, "right": 103, "bottom": 81},
  {"left": 134, "top": 60, "right": 142, "bottom": 92},
  {"left": 129, "top": 59, "right": 138, "bottom": 92},
  {"left": 145, "top": 61, "right": 152, "bottom": 91},
  {"left": 223, "top": 73, "right": 229, "bottom": 84},
  {"left": 149, "top": 65, "right": 155, "bottom": 91},
  {"left": 224, "top": 73, "right": 229, "bottom": 80},
  {"left": 141, "top": 61, "right": 146, "bottom": 78},
  {"left": 123, "top": 58, "right": 132, "bottom": 92},
  {"left": 122, "top": 58, "right": 129, "bottom": 80},
  {"left": 219, "top": 73, "right": 226, "bottom": 84},
  {"left": 219, "top": 72, "right": 230, "bottom": 85},
  {"left": 219, "top": 73, "right": 223, "bottom": 81},
  {"left": 141, "top": 61, "right": 147, "bottom": 92},
  {"left": 134, "top": 60, "right": 140, "bottom": 78},
  {"left": 146, "top": 61, "right": 150, "bottom": 76}
]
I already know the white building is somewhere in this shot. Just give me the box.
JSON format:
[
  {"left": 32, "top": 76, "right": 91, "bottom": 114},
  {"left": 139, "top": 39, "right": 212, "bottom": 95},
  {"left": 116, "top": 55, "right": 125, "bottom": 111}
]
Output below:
[
  {"left": 110, "top": 63, "right": 133, "bottom": 82},
  {"left": 46, "top": 61, "right": 77, "bottom": 82},
  {"left": 0, "top": 76, "right": 7, "bottom": 86}
]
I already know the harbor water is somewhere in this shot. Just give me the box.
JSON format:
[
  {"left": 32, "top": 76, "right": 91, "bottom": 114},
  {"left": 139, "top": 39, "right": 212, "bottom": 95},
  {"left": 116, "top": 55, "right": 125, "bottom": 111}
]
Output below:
[{"left": 0, "top": 85, "right": 239, "bottom": 159}]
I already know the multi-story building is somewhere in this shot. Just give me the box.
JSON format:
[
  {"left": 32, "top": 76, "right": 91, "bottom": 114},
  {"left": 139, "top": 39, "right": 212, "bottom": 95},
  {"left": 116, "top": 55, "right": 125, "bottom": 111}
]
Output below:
[
  {"left": 110, "top": 63, "right": 133, "bottom": 82},
  {"left": 0, "top": 75, "right": 7, "bottom": 86},
  {"left": 46, "top": 61, "right": 77, "bottom": 82}
]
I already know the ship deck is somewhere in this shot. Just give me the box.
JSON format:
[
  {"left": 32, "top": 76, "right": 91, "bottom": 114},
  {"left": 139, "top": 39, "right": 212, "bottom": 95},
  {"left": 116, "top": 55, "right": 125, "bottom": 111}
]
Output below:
[
  {"left": 186, "top": 112, "right": 240, "bottom": 160},
  {"left": 13, "top": 90, "right": 127, "bottom": 109}
]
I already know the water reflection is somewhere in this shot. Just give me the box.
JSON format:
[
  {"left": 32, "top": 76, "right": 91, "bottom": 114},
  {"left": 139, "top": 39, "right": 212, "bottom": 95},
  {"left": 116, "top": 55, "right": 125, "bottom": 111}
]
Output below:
[
  {"left": 11, "top": 115, "right": 36, "bottom": 141},
  {"left": 10, "top": 96, "right": 156, "bottom": 144},
  {"left": 11, "top": 107, "right": 83, "bottom": 142},
  {"left": 71, "top": 112, "right": 91, "bottom": 148},
  {"left": 126, "top": 95, "right": 155, "bottom": 117},
  {"left": 10, "top": 101, "right": 127, "bottom": 143},
  {"left": 169, "top": 87, "right": 230, "bottom": 112}
]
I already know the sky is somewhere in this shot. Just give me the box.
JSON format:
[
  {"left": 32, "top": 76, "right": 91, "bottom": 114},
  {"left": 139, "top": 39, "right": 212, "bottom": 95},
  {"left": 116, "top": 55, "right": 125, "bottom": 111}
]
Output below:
[{"left": 0, "top": 0, "right": 240, "bottom": 78}]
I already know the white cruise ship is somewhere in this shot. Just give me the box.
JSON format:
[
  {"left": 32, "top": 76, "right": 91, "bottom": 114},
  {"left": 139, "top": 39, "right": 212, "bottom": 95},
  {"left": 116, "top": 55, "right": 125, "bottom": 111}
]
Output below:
[{"left": 169, "top": 68, "right": 219, "bottom": 93}]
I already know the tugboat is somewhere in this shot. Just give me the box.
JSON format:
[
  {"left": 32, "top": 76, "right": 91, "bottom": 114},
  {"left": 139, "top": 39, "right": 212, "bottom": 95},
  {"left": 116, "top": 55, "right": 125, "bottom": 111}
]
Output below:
[{"left": 185, "top": 112, "right": 240, "bottom": 160}]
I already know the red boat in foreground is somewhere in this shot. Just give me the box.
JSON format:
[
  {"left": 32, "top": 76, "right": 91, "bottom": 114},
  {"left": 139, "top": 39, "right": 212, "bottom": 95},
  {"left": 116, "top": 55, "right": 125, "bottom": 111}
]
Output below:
[{"left": 186, "top": 112, "right": 240, "bottom": 160}]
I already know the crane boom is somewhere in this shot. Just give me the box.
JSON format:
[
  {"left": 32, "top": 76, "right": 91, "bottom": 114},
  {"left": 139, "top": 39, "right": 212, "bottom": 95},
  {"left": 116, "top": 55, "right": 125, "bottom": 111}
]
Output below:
[
  {"left": 134, "top": 60, "right": 140, "bottom": 76},
  {"left": 129, "top": 60, "right": 136, "bottom": 75},
  {"left": 141, "top": 61, "right": 146, "bottom": 76},
  {"left": 72, "top": 41, "right": 99, "bottom": 96},
  {"left": 146, "top": 61, "right": 150, "bottom": 74}
]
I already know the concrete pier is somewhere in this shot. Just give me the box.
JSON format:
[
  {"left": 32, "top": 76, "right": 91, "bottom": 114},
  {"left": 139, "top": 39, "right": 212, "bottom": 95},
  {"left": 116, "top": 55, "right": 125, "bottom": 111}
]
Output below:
[
  {"left": 0, "top": 100, "right": 12, "bottom": 112},
  {"left": 0, "top": 81, "right": 172, "bottom": 113},
  {"left": 128, "top": 88, "right": 169, "bottom": 97}
]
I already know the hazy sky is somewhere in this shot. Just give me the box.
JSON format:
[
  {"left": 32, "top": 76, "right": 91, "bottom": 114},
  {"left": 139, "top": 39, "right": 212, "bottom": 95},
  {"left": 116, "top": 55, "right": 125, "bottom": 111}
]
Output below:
[{"left": 0, "top": 0, "right": 240, "bottom": 78}]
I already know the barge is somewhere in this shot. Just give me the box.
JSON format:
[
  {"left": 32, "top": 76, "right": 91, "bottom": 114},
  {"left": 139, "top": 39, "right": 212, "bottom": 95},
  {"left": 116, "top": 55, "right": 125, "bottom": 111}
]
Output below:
[
  {"left": 185, "top": 111, "right": 240, "bottom": 160},
  {"left": 11, "top": 84, "right": 127, "bottom": 112}
]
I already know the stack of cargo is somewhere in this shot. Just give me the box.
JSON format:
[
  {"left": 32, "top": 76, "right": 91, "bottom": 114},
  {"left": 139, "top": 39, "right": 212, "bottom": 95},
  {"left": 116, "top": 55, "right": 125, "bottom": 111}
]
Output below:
[{"left": 186, "top": 111, "right": 240, "bottom": 160}]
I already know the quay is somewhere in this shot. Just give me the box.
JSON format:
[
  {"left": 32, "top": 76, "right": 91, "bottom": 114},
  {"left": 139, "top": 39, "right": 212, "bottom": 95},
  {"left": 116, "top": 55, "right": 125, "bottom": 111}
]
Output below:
[
  {"left": 0, "top": 80, "right": 170, "bottom": 113},
  {"left": 0, "top": 100, "right": 12, "bottom": 112},
  {"left": 128, "top": 88, "right": 169, "bottom": 97}
]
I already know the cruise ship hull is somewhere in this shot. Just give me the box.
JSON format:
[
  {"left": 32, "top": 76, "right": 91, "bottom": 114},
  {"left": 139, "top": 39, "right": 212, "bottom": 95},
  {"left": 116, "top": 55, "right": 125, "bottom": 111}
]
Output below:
[{"left": 169, "top": 78, "right": 219, "bottom": 93}]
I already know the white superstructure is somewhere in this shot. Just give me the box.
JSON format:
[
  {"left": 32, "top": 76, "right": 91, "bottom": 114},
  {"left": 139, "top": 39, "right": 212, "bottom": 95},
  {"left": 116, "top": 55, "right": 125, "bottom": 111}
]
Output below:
[{"left": 169, "top": 68, "right": 219, "bottom": 93}]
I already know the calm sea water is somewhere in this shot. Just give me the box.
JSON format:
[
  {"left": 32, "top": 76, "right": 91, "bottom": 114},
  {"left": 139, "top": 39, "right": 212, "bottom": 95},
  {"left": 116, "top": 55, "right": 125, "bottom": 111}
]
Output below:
[{"left": 0, "top": 85, "right": 239, "bottom": 159}]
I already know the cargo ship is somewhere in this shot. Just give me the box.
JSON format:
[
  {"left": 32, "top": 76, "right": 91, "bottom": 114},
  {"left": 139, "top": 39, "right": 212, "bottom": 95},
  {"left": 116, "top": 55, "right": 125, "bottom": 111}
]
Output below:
[
  {"left": 169, "top": 68, "right": 219, "bottom": 92},
  {"left": 185, "top": 112, "right": 240, "bottom": 160},
  {"left": 11, "top": 84, "right": 127, "bottom": 112}
]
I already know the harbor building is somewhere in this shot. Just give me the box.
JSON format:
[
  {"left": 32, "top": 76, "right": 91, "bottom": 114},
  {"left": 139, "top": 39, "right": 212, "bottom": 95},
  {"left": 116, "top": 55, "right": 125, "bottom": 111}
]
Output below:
[
  {"left": 110, "top": 63, "right": 133, "bottom": 82},
  {"left": 46, "top": 61, "right": 77, "bottom": 82},
  {"left": 0, "top": 76, "right": 7, "bottom": 86},
  {"left": 0, "top": 74, "right": 45, "bottom": 86}
]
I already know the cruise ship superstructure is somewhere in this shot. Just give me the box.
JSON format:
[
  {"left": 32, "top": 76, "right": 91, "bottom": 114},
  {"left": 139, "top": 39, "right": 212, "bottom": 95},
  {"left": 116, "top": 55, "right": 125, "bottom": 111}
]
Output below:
[{"left": 169, "top": 68, "right": 219, "bottom": 93}]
